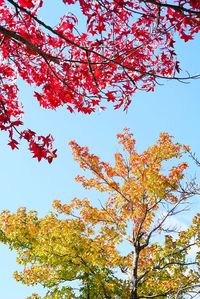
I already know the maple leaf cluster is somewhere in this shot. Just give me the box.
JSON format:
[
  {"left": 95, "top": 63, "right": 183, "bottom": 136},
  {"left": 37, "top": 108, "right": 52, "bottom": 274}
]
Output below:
[{"left": 0, "top": 0, "right": 200, "bottom": 161}]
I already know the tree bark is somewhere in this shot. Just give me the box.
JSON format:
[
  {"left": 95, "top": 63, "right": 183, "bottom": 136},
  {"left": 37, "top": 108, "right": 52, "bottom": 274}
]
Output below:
[{"left": 130, "top": 246, "right": 139, "bottom": 299}]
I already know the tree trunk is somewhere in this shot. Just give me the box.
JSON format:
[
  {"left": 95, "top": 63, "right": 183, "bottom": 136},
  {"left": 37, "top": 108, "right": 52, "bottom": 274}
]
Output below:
[{"left": 130, "top": 247, "right": 139, "bottom": 299}]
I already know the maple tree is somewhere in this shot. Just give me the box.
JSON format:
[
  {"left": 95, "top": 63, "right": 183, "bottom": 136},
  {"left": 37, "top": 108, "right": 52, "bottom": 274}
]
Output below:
[
  {"left": 0, "top": 0, "right": 200, "bottom": 162},
  {"left": 0, "top": 129, "right": 199, "bottom": 298}
]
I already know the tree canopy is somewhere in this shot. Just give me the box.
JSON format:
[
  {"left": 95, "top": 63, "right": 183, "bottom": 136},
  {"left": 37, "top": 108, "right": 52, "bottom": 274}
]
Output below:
[
  {"left": 0, "top": 129, "right": 199, "bottom": 298},
  {"left": 0, "top": 0, "right": 200, "bottom": 161}
]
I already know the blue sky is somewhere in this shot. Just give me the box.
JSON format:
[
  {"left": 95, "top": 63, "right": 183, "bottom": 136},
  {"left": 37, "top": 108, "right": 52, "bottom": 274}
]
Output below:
[{"left": 0, "top": 2, "right": 200, "bottom": 298}]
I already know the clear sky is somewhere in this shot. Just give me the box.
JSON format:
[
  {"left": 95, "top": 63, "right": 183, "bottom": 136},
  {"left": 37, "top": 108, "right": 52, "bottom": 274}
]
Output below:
[{"left": 0, "top": 2, "right": 200, "bottom": 298}]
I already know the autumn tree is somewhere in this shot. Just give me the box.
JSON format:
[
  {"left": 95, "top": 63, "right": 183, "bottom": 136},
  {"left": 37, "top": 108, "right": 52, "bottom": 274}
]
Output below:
[
  {"left": 0, "top": 0, "right": 200, "bottom": 161},
  {"left": 0, "top": 129, "right": 199, "bottom": 298}
]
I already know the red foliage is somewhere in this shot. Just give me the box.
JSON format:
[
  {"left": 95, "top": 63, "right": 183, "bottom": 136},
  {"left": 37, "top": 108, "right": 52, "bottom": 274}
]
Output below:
[{"left": 0, "top": 0, "right": 199, "bottom": 161}]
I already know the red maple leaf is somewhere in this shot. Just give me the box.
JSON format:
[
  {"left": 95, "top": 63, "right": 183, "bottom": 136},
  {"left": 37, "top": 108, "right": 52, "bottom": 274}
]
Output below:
[
  {"left": 8, "top": 139, "right": 19, "bottom": 150},
  {"left": 18, "top": 0, "right": 34, "bottom": 8}
]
